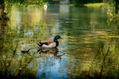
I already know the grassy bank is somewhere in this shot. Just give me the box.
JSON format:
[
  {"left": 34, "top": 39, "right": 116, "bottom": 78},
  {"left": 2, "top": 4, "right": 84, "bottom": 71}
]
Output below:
[
  {"left": 84, "top": 3, "right": 109, "bottom": 7},
  {"left": 67, "top": 3, "right": 109, "bottom": 7}
]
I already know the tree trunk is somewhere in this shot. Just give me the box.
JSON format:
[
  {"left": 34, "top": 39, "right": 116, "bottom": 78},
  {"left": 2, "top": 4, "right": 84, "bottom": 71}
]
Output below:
[
  {"left": 0, "top": 0, "right": 5, "bottom": 20},
  {"left": 115, "top": 0, "right": 119, "bottom": 13}
]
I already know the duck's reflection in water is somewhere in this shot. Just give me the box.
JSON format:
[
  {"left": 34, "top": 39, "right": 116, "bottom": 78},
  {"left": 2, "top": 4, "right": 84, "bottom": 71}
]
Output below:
[
  {"left": 36, "top": 48, "right": 68, "bottom": 79},
  {"left": 37, "top": 48, "right": 65, "bottom": 60}
]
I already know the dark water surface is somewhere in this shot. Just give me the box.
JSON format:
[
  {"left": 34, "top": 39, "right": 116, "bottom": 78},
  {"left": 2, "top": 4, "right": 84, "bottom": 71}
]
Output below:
[{"left": 0, "top": 4, "right": 119, "bottom": 79}]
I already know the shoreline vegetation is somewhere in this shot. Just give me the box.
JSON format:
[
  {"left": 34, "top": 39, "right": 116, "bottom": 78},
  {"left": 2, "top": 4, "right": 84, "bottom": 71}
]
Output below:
[
  {"left": 84, "top": 3, "right": 109, "bottom": 7},
  {"left": 64, "top": 3, "right": 109, "bottom": 7}
]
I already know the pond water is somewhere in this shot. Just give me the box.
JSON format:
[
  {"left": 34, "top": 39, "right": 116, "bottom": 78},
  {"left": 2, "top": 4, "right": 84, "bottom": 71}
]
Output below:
[{"left": 0, "top": 4, "right": 119, "bottom": 79}]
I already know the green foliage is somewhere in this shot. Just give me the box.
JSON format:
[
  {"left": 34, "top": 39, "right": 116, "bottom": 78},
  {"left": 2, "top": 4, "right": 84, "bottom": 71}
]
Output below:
[{"left": 5, "top": 0, "right": 45, "bottom": 5}]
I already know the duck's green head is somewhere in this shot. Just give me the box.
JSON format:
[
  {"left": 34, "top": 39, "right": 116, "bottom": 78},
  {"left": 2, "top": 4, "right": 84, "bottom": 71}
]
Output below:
[{"left": 54, "top": 35, "right": 61, "bottom": 41}]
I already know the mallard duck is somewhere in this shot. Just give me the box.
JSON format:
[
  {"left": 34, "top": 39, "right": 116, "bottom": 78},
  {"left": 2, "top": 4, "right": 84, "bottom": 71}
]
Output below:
[{"left": 38, "top": 35, "right": 62, "bottom": 48}]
